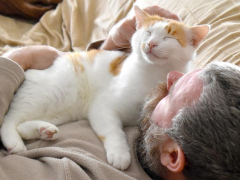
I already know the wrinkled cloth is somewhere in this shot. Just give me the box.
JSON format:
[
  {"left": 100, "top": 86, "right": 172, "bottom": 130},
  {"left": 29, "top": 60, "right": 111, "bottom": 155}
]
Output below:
[{"left": 0, "top": 0, "right": 135, "bottom": 53}]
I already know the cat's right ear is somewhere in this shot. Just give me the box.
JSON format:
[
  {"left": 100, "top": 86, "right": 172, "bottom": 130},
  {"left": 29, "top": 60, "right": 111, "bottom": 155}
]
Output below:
[
  {"left": 190, "top": 25, "right": 210, "bottom": 48},
  {"left": 134, "top": 5, "right": 148, "bottom": 30}
]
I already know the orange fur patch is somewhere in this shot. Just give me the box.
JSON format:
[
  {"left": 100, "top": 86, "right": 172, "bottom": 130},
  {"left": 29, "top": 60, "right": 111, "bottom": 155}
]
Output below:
[
  {"left": 142, "top": 13, "right": 188, "bottom": 47},
  {"left": 98, "top": 135, "right": 105, "bottom": 142},
  {"left": 165, "top": 21, "right": 187, "bottom": 47},
  {"left": 68, "top": 52, "right": 84, "bottom": 72},
  {"left": 109, "top": 54, "right": 128, "bottom": 76},
  {"left": 86, "top": 49, "right": 100, "bottom": 65},
  {"left": 142, "top": 15, "right": 165, "bottom": 28},
  {"left": 68, "top": 50, "right": 101, "bottom": 73}
]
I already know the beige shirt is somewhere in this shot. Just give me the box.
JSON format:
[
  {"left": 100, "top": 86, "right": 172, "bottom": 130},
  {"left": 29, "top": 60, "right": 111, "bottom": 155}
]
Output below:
[{"left": 0, "top": 57, "right": 151, "bottom": 180}]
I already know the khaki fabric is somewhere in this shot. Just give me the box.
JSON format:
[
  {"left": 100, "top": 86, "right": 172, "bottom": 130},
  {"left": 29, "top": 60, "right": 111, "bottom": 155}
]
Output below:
[
  {"left": 0, "top": 58, "right": 24, "bottom": 125},
  {"left": 0, "top": 0, "right": 135, "bottom": 54}
]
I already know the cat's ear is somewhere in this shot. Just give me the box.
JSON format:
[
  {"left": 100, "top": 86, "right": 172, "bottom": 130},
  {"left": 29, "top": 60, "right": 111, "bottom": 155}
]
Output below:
[
  {"left": 190, "top": 25, "right": 210, "bottom": 48},
  {"left": 134, "top": 5, "right": 149, "bottom": 30}
]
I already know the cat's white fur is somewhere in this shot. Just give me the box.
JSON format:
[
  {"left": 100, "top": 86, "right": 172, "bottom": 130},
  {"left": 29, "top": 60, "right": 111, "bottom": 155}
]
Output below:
[{"left": 1, "top": 6, "right": 209, "bottom": 170}]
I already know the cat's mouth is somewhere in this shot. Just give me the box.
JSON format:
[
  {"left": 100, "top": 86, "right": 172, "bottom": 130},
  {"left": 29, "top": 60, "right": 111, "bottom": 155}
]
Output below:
[{"left": 146, "top": 51, "right": 159, "bottom": 59}]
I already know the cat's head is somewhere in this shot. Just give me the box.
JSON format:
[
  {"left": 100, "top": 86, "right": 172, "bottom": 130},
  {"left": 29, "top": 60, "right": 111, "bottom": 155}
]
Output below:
[{"left": 131, "top": 6, "right": 209, "bottom": 66}]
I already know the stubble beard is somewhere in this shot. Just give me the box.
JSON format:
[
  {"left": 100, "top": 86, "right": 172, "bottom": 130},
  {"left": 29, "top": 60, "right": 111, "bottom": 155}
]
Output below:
[{"left": 136, "top": 82, "right": 170, "bottom": 179}]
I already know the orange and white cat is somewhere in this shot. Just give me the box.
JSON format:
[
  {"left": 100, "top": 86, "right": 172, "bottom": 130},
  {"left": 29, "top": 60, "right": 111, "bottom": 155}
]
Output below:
[{"left": 1, "top": 6, "right": 209, "bottom": 170}]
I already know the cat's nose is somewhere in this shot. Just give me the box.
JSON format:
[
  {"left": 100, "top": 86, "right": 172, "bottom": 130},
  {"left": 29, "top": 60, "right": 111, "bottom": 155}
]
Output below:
[{"left": 148, "top": 42, "right": 158, "bottom": 51}]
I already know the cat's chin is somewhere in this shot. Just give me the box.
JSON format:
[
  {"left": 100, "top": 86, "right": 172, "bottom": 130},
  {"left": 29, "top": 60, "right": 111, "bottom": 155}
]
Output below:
[
  {"left": 145, "top": 51, "right": 157, "bottom": 58},
  {"left": 143, "top": 53, "right": 168, "bottom": 65}
]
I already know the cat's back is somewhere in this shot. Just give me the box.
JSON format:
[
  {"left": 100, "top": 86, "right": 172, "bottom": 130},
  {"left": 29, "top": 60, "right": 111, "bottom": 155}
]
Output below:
[
  {"left": 60, "top": 50, "right": 127, "bottom": 89},
  {"left": 25, "top": 49, "right": 126, "bottom": 85},
  {"left": 21, "top": 49, "right": 127, "bottom": 105}
]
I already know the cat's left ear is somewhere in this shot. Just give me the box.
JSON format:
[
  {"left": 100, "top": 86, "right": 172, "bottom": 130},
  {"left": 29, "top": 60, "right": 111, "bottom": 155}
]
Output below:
[
  {"left": 134, "top": 5, "right": 149, "bottom": 30},
  {"left": 190, "top": 25, "right": 210, "bottom": 48}
]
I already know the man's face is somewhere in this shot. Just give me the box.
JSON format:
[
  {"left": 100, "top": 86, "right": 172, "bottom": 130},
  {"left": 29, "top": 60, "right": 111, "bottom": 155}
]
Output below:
[
  {"left": 152, "top": 69, "right": 203, "bottom": 128},
  {"left": 137, "top": 69, "right": 204, "bottom": 177}
]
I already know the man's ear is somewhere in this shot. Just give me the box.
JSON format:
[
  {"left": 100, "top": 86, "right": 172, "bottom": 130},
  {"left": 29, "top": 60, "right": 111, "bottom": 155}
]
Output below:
[
  {"left": 167, "top": 71, "right": 184, "bottom": 91},
  {"left": 160, "top": 139, "right": 185, "bottom": 173}
]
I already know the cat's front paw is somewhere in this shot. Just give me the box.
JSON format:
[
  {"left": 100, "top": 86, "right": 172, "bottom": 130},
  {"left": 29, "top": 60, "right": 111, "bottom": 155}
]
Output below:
[
  {"left": 107, "top": 151, "right": 131, "bottom": 170},
  {"left": 8, "top": 142, "right": 27, "bottom": 154},
  {"left": 38, "top": 125, "right": 59, "bottom": 140}
]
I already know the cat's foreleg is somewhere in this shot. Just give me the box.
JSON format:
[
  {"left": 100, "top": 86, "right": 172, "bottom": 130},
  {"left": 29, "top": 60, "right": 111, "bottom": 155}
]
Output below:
[
  {"left": 88, "top": 103, "right": 131, "bottom": 170},
  {"left": 17, "top": 120, "right": 59, "bottom": 140},
  {"left": 1, "top": 121, "right": 27, "bottom": 153}
]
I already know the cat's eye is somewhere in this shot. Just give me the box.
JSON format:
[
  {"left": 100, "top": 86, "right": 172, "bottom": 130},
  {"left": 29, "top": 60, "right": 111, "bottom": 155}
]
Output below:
[
  {"left": 146, "top": 31, "right": 151, "bottom": 35},
  {"left": 163, "top": 37, "right": 174, "bottom": 40}
]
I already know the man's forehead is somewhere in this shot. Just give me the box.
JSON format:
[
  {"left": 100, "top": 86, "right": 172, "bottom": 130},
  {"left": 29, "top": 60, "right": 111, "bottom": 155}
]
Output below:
[
  {"left": 169, "top": 69, "right": 203, "bottom": 103},
  {"left": 168, "top": 70, "right": 196, "bottom": 94}
]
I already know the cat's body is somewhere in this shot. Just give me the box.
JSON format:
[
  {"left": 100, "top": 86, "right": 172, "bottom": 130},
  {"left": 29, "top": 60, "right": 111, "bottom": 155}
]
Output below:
[{"left": 1, "top": 6, "right": 209, "bottom": 170}]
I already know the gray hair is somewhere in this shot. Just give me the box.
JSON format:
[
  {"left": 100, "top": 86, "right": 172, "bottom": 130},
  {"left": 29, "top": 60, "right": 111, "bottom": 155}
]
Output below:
[{"left": 166, "top": 62, "right": 240, "bottom": 179}]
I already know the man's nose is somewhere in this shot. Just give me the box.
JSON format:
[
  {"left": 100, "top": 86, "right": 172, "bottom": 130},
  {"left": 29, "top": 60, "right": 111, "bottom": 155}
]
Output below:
[{"left": 167, "top": 71, "right": 184, "bottom": 91}]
